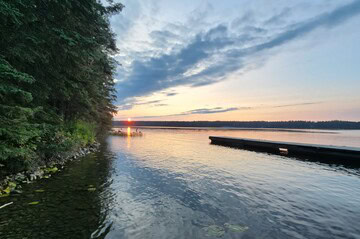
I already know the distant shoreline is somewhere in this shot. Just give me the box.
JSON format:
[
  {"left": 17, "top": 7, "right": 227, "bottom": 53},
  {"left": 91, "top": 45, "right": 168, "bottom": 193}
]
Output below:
[
  {"left": 112, "top": 126, "right": 340, "bottom": 134},
  {"left": 112, "top": 120, "right": 360, "bottom": 131}
]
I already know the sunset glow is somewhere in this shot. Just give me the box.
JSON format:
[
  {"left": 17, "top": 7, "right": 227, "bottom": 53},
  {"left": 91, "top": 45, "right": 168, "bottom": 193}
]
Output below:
[{"left": 112, "top": 1, "right": 360, "bottom": 121}]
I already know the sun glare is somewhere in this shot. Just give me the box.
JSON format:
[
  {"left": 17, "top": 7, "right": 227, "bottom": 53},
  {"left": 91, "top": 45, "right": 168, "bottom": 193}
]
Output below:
[{"left": 128, "top": 117, "right": 131, "bottom": 122}]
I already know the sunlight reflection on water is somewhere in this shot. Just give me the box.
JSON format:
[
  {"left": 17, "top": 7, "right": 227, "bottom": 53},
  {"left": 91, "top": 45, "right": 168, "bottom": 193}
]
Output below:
[
  {"left": 103, "top": 128, "right": 360, "bottom": 238},
  {"left": 1, "top": 128, "right": 360, "bottom": 239}
]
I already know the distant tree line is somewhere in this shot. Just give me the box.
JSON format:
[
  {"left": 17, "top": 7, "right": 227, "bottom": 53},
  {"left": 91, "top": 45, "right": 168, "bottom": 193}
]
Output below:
[
  {"left": 0, "top": 0, "right": 123, "bottom": 173},
  {"left": 113, "top": 121, "right": 360, "bottom": 130}
]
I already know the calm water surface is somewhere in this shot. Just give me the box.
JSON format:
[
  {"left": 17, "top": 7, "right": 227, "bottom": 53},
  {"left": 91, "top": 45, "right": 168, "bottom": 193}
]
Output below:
[{"left": 1, "top": 129, "right": 360, "bottom": 239}]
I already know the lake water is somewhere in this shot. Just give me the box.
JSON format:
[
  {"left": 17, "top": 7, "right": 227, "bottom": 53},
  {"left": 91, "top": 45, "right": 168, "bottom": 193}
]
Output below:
[{"left": 1, "top": 128, "right": 360, "bottom": 238}]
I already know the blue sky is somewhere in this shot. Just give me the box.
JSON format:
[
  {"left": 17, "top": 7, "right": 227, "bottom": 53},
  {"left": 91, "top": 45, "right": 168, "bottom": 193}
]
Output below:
[{"left": 110, "top": 0, "right": 360, "bottom": 121}]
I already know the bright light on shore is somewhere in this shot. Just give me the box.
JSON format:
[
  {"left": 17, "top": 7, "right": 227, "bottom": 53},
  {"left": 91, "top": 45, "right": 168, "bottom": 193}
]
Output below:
[{"left": 128, "top": 118, "right": 131, "bottom": 122}]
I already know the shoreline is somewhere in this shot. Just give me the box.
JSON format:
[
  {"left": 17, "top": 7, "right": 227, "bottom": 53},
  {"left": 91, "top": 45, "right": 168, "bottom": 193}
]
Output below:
[
  {"left": 0, "top": 142, "right": 100, "bottom": 197},
  {"left": 112, "top": 126, "right": 340, "bottom": 134}
]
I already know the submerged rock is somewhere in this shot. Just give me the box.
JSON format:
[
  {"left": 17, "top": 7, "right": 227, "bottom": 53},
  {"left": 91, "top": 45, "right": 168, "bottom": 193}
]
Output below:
[
  {"left": 14, "top": 173, "right": 26, "bottom": 182},
  {"left": 203, "top": 225, "right": 225, "bottom": 237},
  {"left": 0, "top": 142, "right": 101, "bottom": 194},
  {"left": 87, "top": 187, "right": 96, "bottom": 192},
  {"left": 27, "top": 169, "right": 44, "bottom": 181},
  {"left": 28, "top": 174, "right": 37, "bottom": 181}
]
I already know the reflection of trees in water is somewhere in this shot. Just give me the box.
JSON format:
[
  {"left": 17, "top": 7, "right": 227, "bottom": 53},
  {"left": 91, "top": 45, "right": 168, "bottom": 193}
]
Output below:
[
  {"left": 90, "top": 138, "right": 118, "bottom": 238},
  {"left": 0, "top": 138, "right": 116, "bottom": 239}
]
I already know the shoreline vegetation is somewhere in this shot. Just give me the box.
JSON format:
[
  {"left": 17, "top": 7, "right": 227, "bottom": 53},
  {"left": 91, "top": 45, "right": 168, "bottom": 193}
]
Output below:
[
  {"left": 110, "top": 129, "right": 143, "bottom": 137},
  {"left": 113, "top": 126, "right": 339, "bottom": 134},
  {"left": 113, "top": 120, "right": 360, "bottom": 130},
  {"left": 0, "top": 142, "right": 100, "bottom": 199},
  {"left": 0, "top": 0, "right": 123, "bottom": 185}
]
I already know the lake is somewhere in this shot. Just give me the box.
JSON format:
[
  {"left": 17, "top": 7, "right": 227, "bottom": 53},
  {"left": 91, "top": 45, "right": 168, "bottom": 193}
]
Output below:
[{"left": 1, "top": 128, "right": 360, "bottom": 238}]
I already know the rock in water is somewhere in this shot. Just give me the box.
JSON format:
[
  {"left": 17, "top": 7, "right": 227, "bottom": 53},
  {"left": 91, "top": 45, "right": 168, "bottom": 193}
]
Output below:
[
  {"left": 203, "top": 225, "right": 225, "bottom": 237},
  {"left": 87, "top": 187, "right": 96, "bottom": 192},
  {"left": 15, "top": 173, "right": 26, "bottom": 182}
]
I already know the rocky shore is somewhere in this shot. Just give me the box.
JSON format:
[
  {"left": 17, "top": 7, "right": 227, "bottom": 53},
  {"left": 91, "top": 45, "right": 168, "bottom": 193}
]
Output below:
[{"left": 0, "top": 142, "right": 100, "bottom": 197}]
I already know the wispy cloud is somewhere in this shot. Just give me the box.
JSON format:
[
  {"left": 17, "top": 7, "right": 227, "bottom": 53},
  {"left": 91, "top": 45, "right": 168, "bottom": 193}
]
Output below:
[
  {"left": 117, "top": 99, "right": 163, "bottom": 111},
  {"left": 272, "top": 102, "right": 322, "bottom": 108},
  {"left": 118, "top": 106, "right": 245, "bottom": 119},
  {"left": 179, "top": 107, "right": 241, "bottom": 115},
  {"left": 153, "top": 103, "right": 168, "bottom": 107},
  {"left": 117, "top": 101, "right": 323, "bottom": 119},
  {"left": 114, "top": 1, "right": 360, "bottom": 103}
]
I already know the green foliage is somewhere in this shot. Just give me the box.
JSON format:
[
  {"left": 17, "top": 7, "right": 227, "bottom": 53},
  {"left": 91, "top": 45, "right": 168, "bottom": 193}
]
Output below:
[
  {"left": 0, "top": 57, "right": 40, "bottom": 171},
  {"left": 44, "top": 167, "right": 58, "bottom": 174},
  {"left": 0, "top": 181, "right": 17, "bottom": 196},
  {"left": 67, "top": 121, "right": 96, "bottom": 146},
  {"left": 0, "top": 0, "right": 123, "bottom": 173},
  {"left": 35, "top": 124, "right": 73, "bottom": 160}
]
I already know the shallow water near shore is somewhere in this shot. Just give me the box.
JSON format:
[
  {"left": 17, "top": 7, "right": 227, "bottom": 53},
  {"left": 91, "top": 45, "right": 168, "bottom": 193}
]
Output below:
[{"left": 1, "top": 128, "right": 360, "bottom": 238}]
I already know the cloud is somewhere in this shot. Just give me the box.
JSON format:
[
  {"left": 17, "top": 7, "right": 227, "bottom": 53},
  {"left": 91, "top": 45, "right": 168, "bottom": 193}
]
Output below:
[
  {"left": 117, "top": 101, "right": 324, "bottom": 119},
  {"left": 264, "top": 8, "right": 292, "bottom": 26},
  {"left": 124, "top": 106, "right": 245, "bottom": 119},
  {"left": 117, "top": 99, "right": 163, "bottom": 111},
  {"left": 153, "top": 103, "right": 168, "bottom": 107},
  {"left": 115, "top": 1, "right": 360, "bottom": 103},
  {"left": 150, "top": 30, "right": 181, "bottom": 48},
  {"left": 117, "top": 104, "right": 133, "bottom": 111},
  {"left": 136, "top": 100, "right": 162, "bottom": 105},
  {"left": 231, "top": 11, "right": 254, "bottom": 29},
  {"left": 180, "top": 107, "right": 240, "bottom": 115},
  {"left": 272, "top": 102, "right": 322, "bottom": 108}
]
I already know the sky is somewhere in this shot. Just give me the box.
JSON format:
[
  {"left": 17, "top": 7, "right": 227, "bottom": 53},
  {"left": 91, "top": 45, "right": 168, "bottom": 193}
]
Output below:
[{"left": 110, "top": 0, "right": 360, "bottom": 121}]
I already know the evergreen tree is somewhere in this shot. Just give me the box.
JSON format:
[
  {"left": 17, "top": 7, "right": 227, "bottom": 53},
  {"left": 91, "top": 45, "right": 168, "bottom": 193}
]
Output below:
[
  {"left": 0, "top": 0, "right": 123, "bottom": 172},
  {"left": 0, "top": 57, "right": 40, "bottom": 170}
]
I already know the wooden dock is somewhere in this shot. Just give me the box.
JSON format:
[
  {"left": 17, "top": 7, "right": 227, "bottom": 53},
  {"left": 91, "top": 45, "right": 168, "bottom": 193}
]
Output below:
[{"left": 209, "top": 136, "right": 360, "bottom": 161}]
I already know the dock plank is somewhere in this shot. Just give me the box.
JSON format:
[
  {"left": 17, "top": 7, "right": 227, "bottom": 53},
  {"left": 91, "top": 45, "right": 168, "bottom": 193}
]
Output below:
[{"left": 209, "top": 136, "right": 360, "bottom": 160}]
